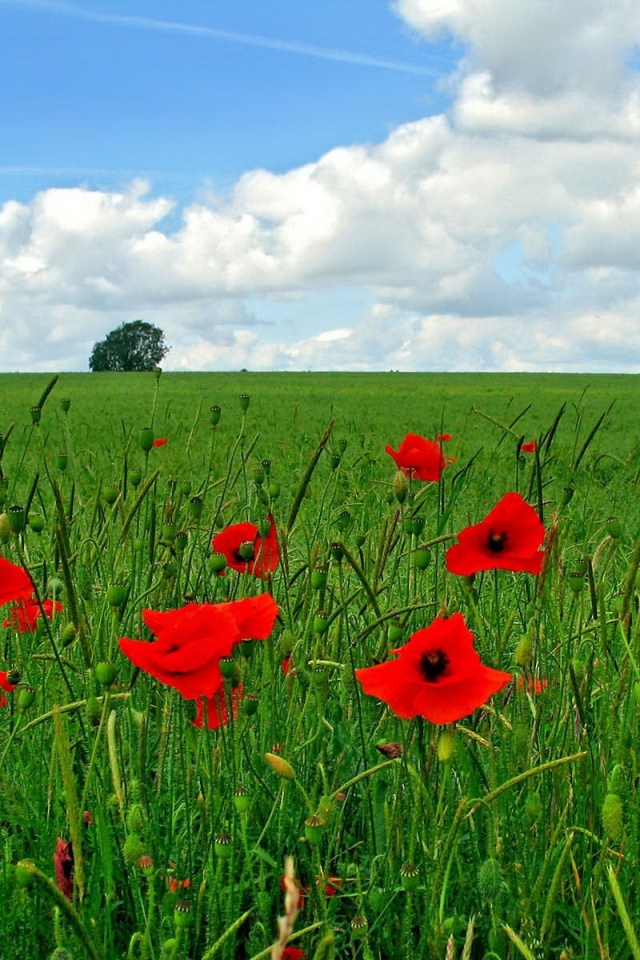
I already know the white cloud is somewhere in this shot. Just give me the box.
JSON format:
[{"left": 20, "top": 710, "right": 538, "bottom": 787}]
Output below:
[{"left": 2, "top": 0, "right": 640, "bottom": 371}]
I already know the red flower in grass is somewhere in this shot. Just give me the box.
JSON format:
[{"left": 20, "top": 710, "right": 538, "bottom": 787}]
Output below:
[
  {"left": 385, "top": 434, "right": 447, "bottom": 482},
  {"left": 0, "top": 556, "right": 34, "bottom": 606},
  {"left": 3, "top": 598, "right": 63, "bottom": 632},
  {"left": 355, "top": 613, "right": 512, "bottom": 725},
  {"left": 192, "top": 684, "right": 243, "bottom": 730},
  {"left": 212, "top": 514, "right": 279, "bottom": 579},
  {"left": 282, "top": 948, "right": 306, "bottom": 960},
  {"left": 517, "top": 675, "right": 548, "bottom": 695},
  {"left": 152, "top": 437, "right": 168, "bottom": 447},
  {"left": 436, "top": 433, "right": 452, "bottom": 442},
  {"left": 119, "top": 594, "right": 278, "bottom": 700},
  {"left": 0, "top": 670, "right": 17, "bottom": 708},
  {"left": 521, "top": 440, "right": 536, "bottom": 454},
  {"left": 54, "top": 838, "right": 74, "bottom": 901},
  {"left": 446, "top": 492, "right": 546, "bottom": 576}
]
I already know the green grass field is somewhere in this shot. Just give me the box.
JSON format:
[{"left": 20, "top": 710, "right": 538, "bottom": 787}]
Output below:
[{"left": 0, "top": 371, "right": 639, "bottom": 960}]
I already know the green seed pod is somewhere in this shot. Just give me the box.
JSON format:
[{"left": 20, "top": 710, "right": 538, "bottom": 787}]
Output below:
[
  {"left": 354, "top": 533, "right": 366, "bottom": 547},
  {"left": 15, "top": 859, "right": 35, "bottom": 889},
  {"left": 338, "top": 438, "right": 348, "bottom": 453},
  {"left": 268, "top": 481, "right": 281, "bottom": 499},
  {"left": 129, "top": 470, "right": 143, "bottom": 488},
  {"left": 387, "top": 621, "right": 404, "bottom": 645},
  {"left": 393, "top": 471, "right": 408, "bottom": 503},
  {"left": 189, "top": 496, "right": 204, "bottom": 520},
  {"left": 174, "top": 531, "right": 188, "bottom": 553},
  {"left": 28, "top": 514, "right": 45, "bottom": 534},
  {"left": 209, "top": 404, "right": 221, "bottom": 426},
  {"left": 55, "top": 454, "right": 68, "bottom": 472},
  {"left": 330, "top": 542, "right": 343, "bottom": 562},
  {"left": 60, "top": 397, "right": 71, "bottom": 413},
  {"left": 7, "top": 505, "right": 25, "bottom": 535},
  {"left": 233, "top": 787, "right": 251, "bottom": 814},
  {"left": 561, "top": 486, "right": 574, "bottom": 505},
  {"left": 253, "top": 467, "right": 265, "bottom": 486},
  {"left": 310, "top": 566, "right": 328, "bottom": 591},
  {"left": 179, "top": 479, "right": 192, "bottom": 497},
  {"left": 214, "top": 831, "right": 233, "bottom": 859},
  {"left": 173, "top": 899, "right": 193, "bottom": 928},
  {"left": 350, "top": 915, "right": 369, "bottom": 940},
  {"left": 606, "top": 517, "right": 623, "bottom": 539},
  {"left": 209, "top": 552, "right": 227, "bottom": 574},
  {"left": 238, "top": 393, "right": 250, "bottom": 412},
  {"left": 400, "top": 863, "right": 420, "bottom": 892},
  {"left": 102, "top": 484, "right": 119, "bottom": 505},
  {"left": 304, "top": 814, "right": 327, "bottom": 845},
  {"left": 161, "top": 523, "right": 176, "bottom": 543},
  {"left": 414, "top": 546, "right": 432, "bottom": 570},
  {"left": 242, "top": 694, "right": 260, "bottom": 717},
  {"left": 237, "top": 540, "right": 255, "bottom": 561},
  {"left": 95, "top": 662, "right": 117, "bottom": 687},
  {"left": 329, "top": 453, "right": 341, "bottom": 471},
  {"left": 106, "top": 585, "right": 127, "bottom": 608},
  {"left": 567, "top": 571, "right": 585, "bottom": 594},
  {"left": 17, "top": 687, "right": 36, "bottom": 713},
  {"left": 219, "top": 657, "right": 238, "bottom": 681},
  {"left": 602, "top": 793, "right": 623, "bottom": 840},
  {"left": 313, "top": 611, "right": 330, "bottom": 634},
  {"left": 261, "top": 458, "right": 271, "bottom": 475},
  {"left": 30, "top": 406, "right": 41, "bottom": 424}
]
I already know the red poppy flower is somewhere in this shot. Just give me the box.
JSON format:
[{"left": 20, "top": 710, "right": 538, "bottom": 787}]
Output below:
[
  {"left": 521, "top": 440, "right": 536, "bottom": 454},
  {"left": 0, "top": 556, "right": 34, "bottom": 606},
  {"left": 281, "top": 656, "right": 292, "bottom": 676},
  {"left": 355, "top": 613, "right": 512, "bottom": 725},
  {"left": 192, "top": 684, "right": 243, "bottom": 729},
  {"left": 3, "top": 597, "right": 63, "bottom": 632},
  {"left": 167, "top": 876, "right": 191, "bottom": 894},
  {"left": 385, "top": 434, "right": 446, "bottom": 482},
  {"left": 282, "top": 948, "right": 306, "bottom": 960},
  {"left": 212, "top": 514, "right": 279, "bottom": 579},
  {"left": 53, "top": 838, "right": 74, "bottom": 901},
  {"left": 152, "top": 437, "right": 168, "bottom": 447},
  {"left": 119, "top": 594, "right": 278, "bottom": 700},
  {"left": 436, "top": 433, "right": 452, "bottom": 442},
  {"left": 0, "top": 670, "right": 17, "bottom": 708},
  {"left": 446, "top": 492, "right": 545, "bottom": 576},
  {"left": 517, "top": 675, "right": 548, "bottom": 694}
]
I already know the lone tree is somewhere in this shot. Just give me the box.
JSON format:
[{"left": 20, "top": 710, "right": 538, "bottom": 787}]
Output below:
[{"left": 89, "top": 320, "right": 170, "bottom": 372}]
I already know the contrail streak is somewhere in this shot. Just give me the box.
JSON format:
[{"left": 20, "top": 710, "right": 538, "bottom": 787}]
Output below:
[{"left": 2, "top": 0, "right": 440, "bottom": 76}]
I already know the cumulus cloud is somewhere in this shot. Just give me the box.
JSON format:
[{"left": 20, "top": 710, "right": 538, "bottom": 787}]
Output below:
[{"left": 2, "top": 0, "right": 640, "bottom": 371}]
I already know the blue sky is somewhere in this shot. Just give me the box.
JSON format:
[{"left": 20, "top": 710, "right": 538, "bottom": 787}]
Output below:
[
  {"left": 0, "top": 1, "right": 455, "bottom": 203},
  {"left": 1, "top": 0, "right": 640, "bottom": 373}
]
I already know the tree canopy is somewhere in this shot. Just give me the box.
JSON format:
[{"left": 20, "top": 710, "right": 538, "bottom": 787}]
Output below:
[{"left": 89, "top": 321, "right": 170, "bottom": 372}]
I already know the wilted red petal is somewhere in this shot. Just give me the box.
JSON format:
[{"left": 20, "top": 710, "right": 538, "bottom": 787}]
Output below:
[
  {"left": 446, "top": 492, "right": 545, "bottom": 576},
  {"left": 191, "top": 684, "right": 243, "bottom": 729},
  {"left": 0, "top": 557, "right": 34, "bottom": 606},
  {"left": 385, "top": 434, "right": 446, "bottom": 482},
  {"left": 252, "top": 514, "right": 279, "bottom": 578},
  {"left": 53, "top": 838, "right": 74, "bottom": 901}
]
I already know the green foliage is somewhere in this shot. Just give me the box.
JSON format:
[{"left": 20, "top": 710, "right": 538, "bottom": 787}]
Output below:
[
  {"left": 88, "top": 320, "right": 169, "bottom": 372},
  {"left": 0, "top": 371, "right": 639, "bottom": 958}
]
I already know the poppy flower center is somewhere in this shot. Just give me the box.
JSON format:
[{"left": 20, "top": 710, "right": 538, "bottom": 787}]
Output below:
[
  {"left": 418, "top": 648, "right": 449, "bottom": 682},
  {"left": 486, "top": 530, "right": 507, "bottom": 553}
]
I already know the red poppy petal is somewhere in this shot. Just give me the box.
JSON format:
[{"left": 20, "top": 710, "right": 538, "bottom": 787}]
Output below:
[
  {"left": 251, "top": 515, "right": 280, "bottom": 578},
  {"left": 413, "top": 666, "right": 512, "bottom": 724},
  {"left": 0, "top": 557, "right": 35, "bottom": 606},
  {"left": 119, "top": 635, "right": 224, "bottom": 699},
  {"left": 212, "top": 521, "right": 259, "bottom": 573},
  {"left": 216, "top": 593, "right": 279, "bottom": 640}
]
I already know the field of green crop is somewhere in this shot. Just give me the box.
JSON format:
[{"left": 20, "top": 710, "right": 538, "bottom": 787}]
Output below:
[{"left": 1, "top": 370, "right": 639, "bottom": 960}]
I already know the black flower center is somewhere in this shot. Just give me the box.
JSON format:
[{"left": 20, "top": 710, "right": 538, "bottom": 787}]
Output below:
[
  {"left": 419, "top": 648, "right": 449, "bottom": 683},
  {"left": 486, "top": 530, "right": 507, "bottom": 553}
]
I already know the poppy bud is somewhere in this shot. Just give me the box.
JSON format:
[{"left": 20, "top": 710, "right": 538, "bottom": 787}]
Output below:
[
  {"left": 329, "top": 453, "right": 341, "bottom": 471},
  {"left": 214, "top": 831, "right": 233, "bottom": 859},
  {"left": 414, "top": 546, "right": 432, "bottom": 570},
  {"left": 264, "top": 752, "right": 296, "bottom": 780},
  {"left": 567, "top": 571, "right": 585, "bottom": 594},
  {"left": 123, "top": 833, "right": 146, "bottom": 866},
  {"left": 514, "top": 634, "right": 533, "bottom": 668},
  {"left": 30, "top": 406, "right": 41, "bottom": 425},
  {"left": 7, "top": 505, "right": 25, "bottom": 535},
  {"left": 17, "top": 686, "right": 36, "bottom": 712},
  {"left": 313, "top": 611, "right": 330, "bottom": 635},
  {"left": 60, "top": 397, "right": 71, "bottom": 413},
  {"left": 311, "top": 567, "right": 328, "bottom": 591},
  {"left": 140, "top": 427, "right": 154, "bottom": 452},
  {"left": 55, "top": 454, "right": 68, "bottom": 472},
  {"left": 233, "top": 786, "right": 251, "bottom": 814},
  {"left": 129, "top": 470, "right": 143, "bottom": 488},
  {"left": 607, "top": 764, "right": 625, "bottom": 795},
  {"left": 268, "top": 482, "right": 281, "bottom": 499},
  {"left": 393, "top": 471, "right": 408, "bottom": 503},
  {"left": 239, "top": 393, "right": 251, "bottom": 412},
  {"left": 253, "top": 467, "right": 265, "bottom": 486},
  {"left": 602, "top": 793, "right": 623, "bottom": 840},
  {"left": 387, "top": 621, "right": 404, "bottom": 645},
  {"left": 400, "top": 863, "right": 420, "bottom": 892},
  {"left": 106, "top": 585, "right": 126, "bottom": 608},
  {"left": 29, "top": 514, "right": 45, "bottom": 534},
  {"left": 304, "top": 814, "right": 327, "bottom": 845},
  {"left": 437, "top": 729, "right": 456, "bottom": 762},
  {"left": 330, "top": 542, "right": 343, "bottom": 563},
  {"left": 174, "top": 532, "right": 188, "bottom": 553},
  {"left": 102, "top": 484, "right": 119, "bottom": 505},
  {"left": 478, "top": 858, "right": 503, "bottom": 900},
  {"left": 209, "top": 405, "right": 221, "bottom": 426},
  {"left": 606, "top": 517, "right": 622, "bottom": 539},
  {"left": 338, "top": 438, "right": 348, "bottom": 453},
  {"left": 95, "top": 662, "right": 117, "bottom": 687},
  {"left": 161, "top": 523, "right": 176, "bottom": 543}
]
